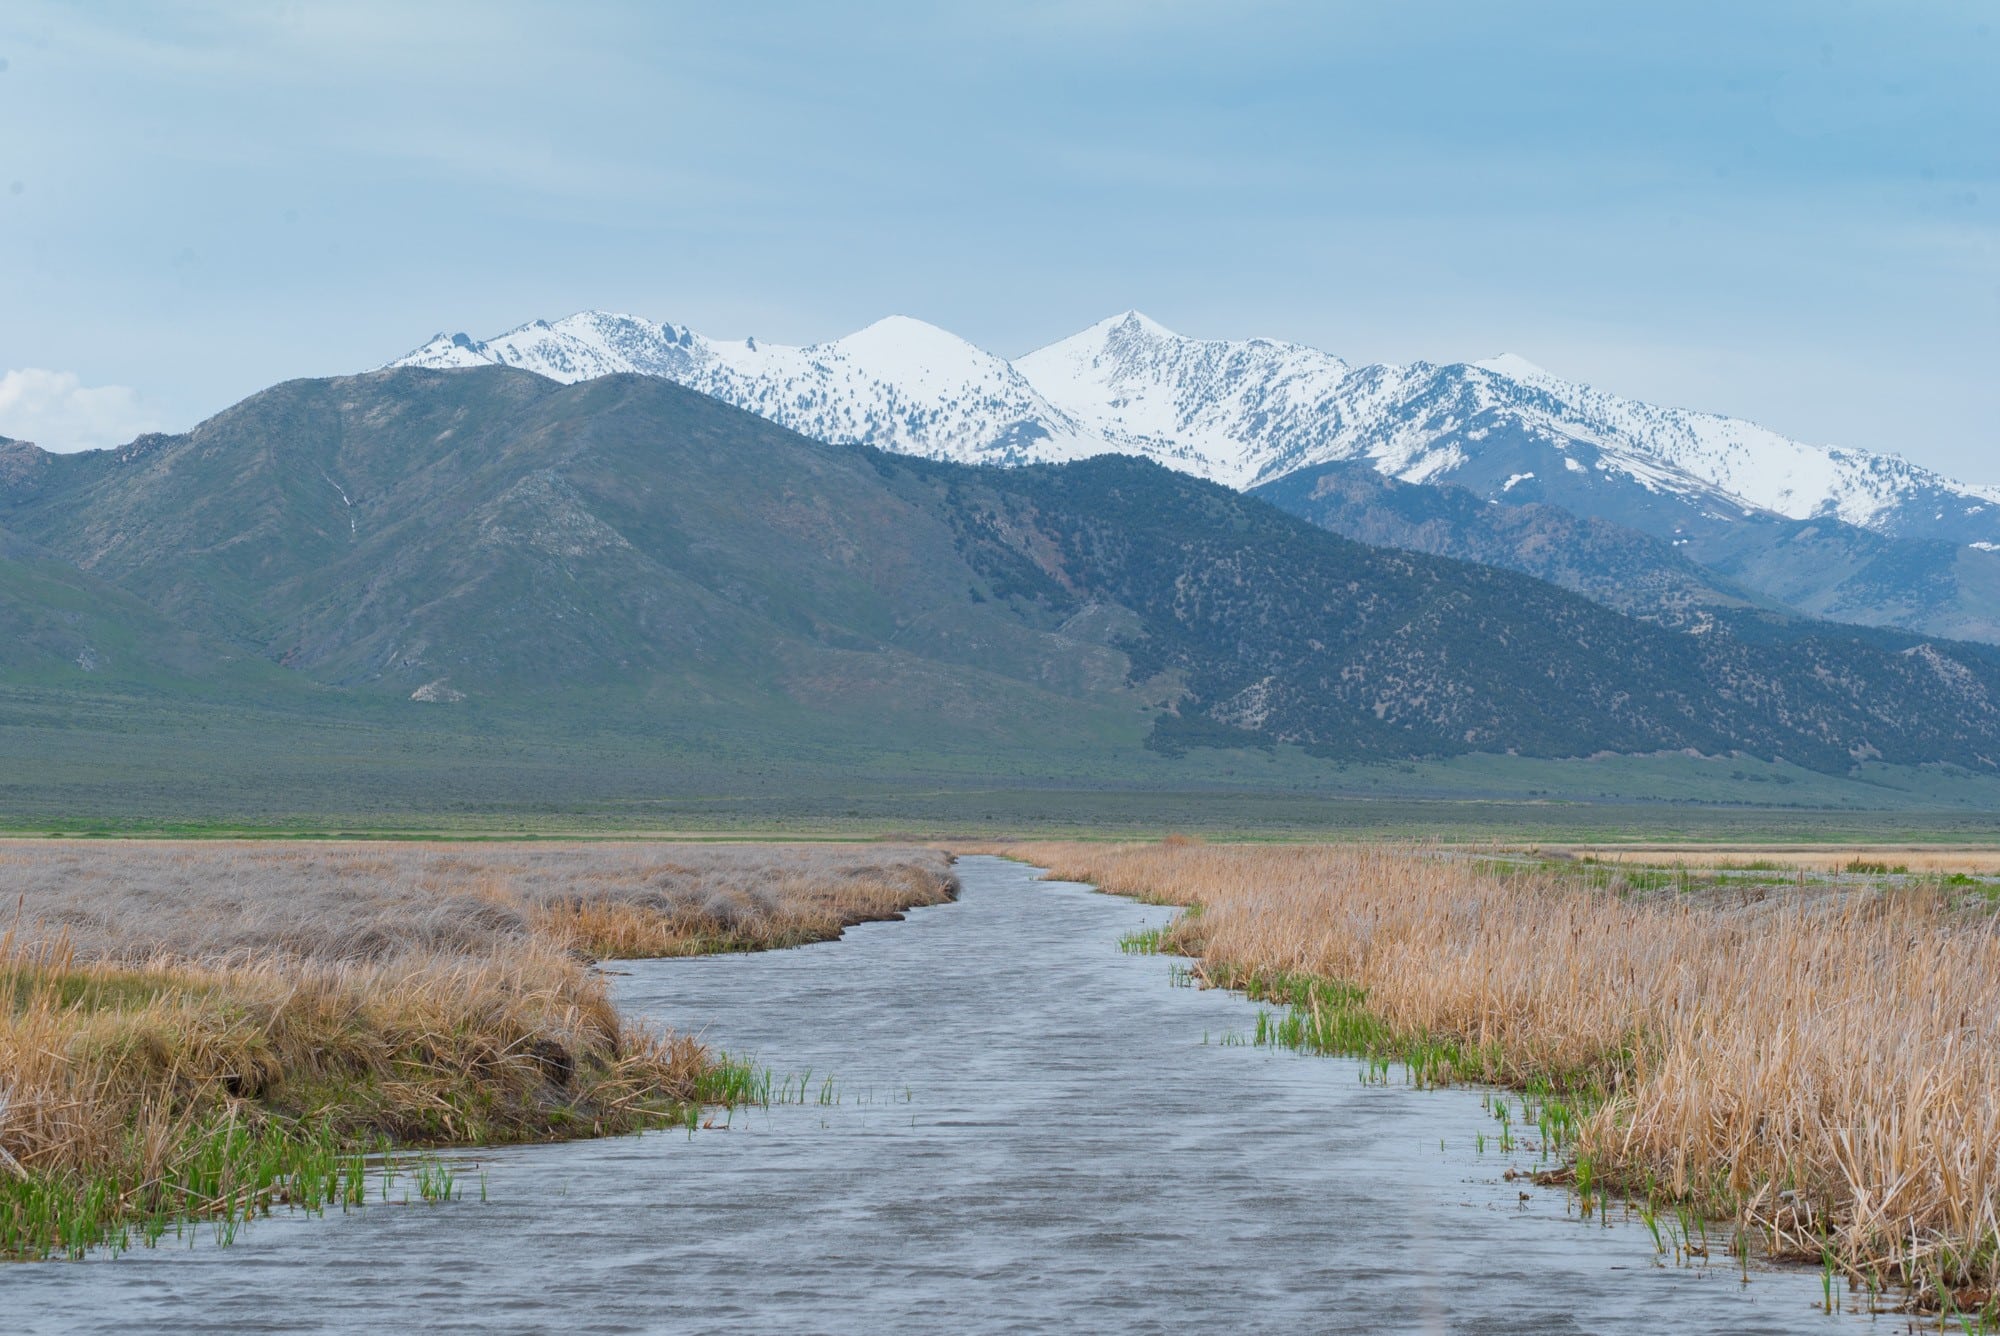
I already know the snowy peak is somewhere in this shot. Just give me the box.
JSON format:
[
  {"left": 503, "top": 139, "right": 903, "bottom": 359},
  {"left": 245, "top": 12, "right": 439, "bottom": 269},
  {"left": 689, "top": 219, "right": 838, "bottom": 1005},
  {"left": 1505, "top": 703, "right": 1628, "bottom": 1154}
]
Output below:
[
  {"left": 385, "top": 309, "right": 2000, "bottom": 546},
  {"left": 397, "top": 313, "right": 706, "bottom": 383},
  {"left": 1473, "top": 352, "right": 1558, "bottom": 386},
  {"left": 1016, "top": 311, "right": 1358, "bottom": 486},
  {"left": 389, "top": 310, "right": 1102, "bottom": 467},
  {"left": 397, "top": 331, "right": 498, "bottom": 370},
  {"left": 488, "top": 312, "right": 705, "bottom": 381},
  {"left": 815, "top": 316, "right": 1020, "bottom": 393},
  {"left": 1021, "top": 309, "right": 1348, "bottom": 385},
  {"left": 1059, "top": 309, "right": 1182, "bottom": 347},
  {"left": 1455, "top": 352, "right": 2000, "bottom": 531},
  {"left": 830, "top": 314, "right": 986, "bottom": 362},
  {"left": 704, "top": 314, "right": 1100, "bottom": 465}
]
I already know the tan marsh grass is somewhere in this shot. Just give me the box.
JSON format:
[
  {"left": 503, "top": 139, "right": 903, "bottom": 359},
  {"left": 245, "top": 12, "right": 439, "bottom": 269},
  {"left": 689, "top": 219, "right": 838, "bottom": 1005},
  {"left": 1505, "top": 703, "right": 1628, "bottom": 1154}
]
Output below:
[
  {"left": 1004, "top": 839, "right": 2000, "bottom": 1306},
  {"left": 0, "top": 840, "right": 957, "bottom": 963},
  {"left": 0, "top": 840, "right": 954, "bottom": 1258}
]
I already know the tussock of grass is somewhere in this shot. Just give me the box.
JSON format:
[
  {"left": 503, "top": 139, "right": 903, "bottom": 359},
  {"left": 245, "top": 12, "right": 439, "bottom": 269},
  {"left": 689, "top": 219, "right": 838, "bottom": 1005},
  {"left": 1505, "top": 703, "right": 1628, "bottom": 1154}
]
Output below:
[
  {"left": 0, "top": 841, "right": 954, "bottom": 1259},
  {"left": 1011, "top": 839, "right": 2000, "bottom": 1312}
]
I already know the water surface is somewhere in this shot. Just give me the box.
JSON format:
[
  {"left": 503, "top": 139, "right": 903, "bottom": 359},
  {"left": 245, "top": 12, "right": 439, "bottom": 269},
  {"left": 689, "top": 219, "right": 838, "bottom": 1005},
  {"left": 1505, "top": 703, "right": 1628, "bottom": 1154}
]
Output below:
[{"left": 8, "top": 856, "right": 1873, "bottom": 1333}]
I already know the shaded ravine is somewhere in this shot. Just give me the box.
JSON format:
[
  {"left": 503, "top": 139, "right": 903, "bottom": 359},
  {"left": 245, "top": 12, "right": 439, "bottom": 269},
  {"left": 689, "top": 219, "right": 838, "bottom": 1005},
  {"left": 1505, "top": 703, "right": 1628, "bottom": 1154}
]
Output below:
[{"left": 8, "top": 856, "right": 1871, "bottom": 1333}]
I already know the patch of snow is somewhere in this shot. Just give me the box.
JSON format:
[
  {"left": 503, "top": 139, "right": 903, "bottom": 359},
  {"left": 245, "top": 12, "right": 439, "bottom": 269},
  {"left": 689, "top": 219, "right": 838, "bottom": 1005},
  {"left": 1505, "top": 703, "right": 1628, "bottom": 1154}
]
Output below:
[
  {"left": 1473, "top": 352, "right": 1559, "bottom": 386},
  {"left": 322, "top": 471, "right": 356, "bottom": 536}
]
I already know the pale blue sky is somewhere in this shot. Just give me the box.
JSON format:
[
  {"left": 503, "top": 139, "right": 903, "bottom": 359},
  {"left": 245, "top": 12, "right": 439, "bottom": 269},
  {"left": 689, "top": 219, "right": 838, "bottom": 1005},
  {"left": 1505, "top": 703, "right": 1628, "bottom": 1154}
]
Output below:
[{"left": 1, "top": 1, "right": 1994, "bottom": 477}]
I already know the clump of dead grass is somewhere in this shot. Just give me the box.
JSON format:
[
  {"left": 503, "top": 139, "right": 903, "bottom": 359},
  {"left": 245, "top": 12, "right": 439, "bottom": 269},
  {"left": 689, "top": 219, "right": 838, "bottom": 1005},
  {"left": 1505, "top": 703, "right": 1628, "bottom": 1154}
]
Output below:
[{"left": 1009, "top": 839, "right": 2000, "bottom": 1308}]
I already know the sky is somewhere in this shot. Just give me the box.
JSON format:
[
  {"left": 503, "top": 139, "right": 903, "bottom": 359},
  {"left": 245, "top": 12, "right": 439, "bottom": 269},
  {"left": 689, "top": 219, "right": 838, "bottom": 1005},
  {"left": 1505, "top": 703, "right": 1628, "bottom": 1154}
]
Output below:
[{"left": 0, "top": 1, "right": 1994, "bottom": 478}]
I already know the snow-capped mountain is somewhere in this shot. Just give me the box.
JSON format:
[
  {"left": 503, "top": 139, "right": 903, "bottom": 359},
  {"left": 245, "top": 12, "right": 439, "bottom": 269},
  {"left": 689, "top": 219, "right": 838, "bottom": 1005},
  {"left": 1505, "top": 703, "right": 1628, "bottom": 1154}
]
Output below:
[
  {"left": 398, "top": 312, "right": 1107, "bottom": 468},
  {"left": 1012, "top": 314, "right": 2000, "bottom": 542},
  {"left": 389, "top": 310, "right": 2000, "bottom": 548}
]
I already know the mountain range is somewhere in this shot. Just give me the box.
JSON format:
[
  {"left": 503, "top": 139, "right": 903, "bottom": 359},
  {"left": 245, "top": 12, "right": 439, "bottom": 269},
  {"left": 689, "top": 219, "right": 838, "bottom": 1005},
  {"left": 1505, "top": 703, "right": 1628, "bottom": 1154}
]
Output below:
[
  {"left": 4, "top": 366, "right": 2000, "bottom": 808},
  {"left": 395, "top": 311, "right": 2000, "bottom": 643}
]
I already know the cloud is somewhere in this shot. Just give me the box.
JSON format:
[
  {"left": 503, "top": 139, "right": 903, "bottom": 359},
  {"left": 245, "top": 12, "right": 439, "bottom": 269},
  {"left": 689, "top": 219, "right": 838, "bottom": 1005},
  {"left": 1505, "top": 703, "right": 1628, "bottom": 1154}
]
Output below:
[{"left": 0, "top": 369, "right": 164, "bottom": 452}]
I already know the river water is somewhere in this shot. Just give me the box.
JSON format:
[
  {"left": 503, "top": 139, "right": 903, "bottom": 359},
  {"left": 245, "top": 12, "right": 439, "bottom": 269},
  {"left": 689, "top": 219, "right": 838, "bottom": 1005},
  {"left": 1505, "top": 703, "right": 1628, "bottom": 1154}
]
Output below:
[{"left": 9, "top": 855, "right": 1877, "bottom": 1333}]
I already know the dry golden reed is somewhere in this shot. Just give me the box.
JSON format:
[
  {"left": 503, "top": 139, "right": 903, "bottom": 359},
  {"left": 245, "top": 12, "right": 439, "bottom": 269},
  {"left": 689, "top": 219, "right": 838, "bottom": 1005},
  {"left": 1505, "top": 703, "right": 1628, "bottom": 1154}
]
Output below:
[
  {"left": 0, "top": 932, "right": 700, "bottom": 1180},
  {"left": 0, "top": 840, "right": 954, "bottom": 1256},
  {"left": 0, "top": 840, "right": 957, "bottom": 964},
  {"left": 1007, "top": 839, "right": 2000, "bottom": 1300}
]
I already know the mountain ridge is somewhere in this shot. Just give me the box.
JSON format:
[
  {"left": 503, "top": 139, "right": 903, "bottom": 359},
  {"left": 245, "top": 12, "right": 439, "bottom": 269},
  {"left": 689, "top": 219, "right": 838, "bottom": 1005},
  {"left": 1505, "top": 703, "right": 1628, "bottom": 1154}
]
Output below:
[{"left": 392, "top": 309, "right": 2000, "bottom": 542}]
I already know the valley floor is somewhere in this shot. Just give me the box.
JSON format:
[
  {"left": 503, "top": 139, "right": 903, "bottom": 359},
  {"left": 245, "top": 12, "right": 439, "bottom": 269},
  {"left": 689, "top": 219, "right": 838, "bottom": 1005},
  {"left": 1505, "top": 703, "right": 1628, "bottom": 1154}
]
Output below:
[{"left": 9, "top": 684, "right": 2000, "bottom": 844}]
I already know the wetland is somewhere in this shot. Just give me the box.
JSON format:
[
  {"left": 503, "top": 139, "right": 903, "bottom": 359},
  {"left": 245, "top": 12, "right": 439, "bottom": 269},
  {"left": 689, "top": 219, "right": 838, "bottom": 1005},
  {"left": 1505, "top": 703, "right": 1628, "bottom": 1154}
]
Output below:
[{"left": 5, "top": 853, "right": 1890, "bottom": 1333}]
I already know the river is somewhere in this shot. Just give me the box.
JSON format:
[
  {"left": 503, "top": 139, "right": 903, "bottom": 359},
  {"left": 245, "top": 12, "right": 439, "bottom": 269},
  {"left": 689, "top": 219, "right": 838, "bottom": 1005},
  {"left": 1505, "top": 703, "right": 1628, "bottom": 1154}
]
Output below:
[{"left": 7, "top": 855, "right": 1877, "bottom": 1333}]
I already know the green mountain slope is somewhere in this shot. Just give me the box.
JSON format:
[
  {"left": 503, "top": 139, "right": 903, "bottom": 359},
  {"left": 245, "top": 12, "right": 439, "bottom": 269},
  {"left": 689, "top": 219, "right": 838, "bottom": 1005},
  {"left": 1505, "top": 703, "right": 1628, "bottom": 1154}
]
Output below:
[
  {"left": 1251, "top": 459, "right": 1769, "bottom": 623},
  {"left": 898, "top": 456, "right": 2000, "bottom": 771},
  {"left": 0, "top": 519, "right": 291, "bottom": 691},
  {"left": 1255, "top": 456, "right": 2000, "bottom": 648},
  {"left": 0, "top": 372, "right": 1123, "bottom": 691}
]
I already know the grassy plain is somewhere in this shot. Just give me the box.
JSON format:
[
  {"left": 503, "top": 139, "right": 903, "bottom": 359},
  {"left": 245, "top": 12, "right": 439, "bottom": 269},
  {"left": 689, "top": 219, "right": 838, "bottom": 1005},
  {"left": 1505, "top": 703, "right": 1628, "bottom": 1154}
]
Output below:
[
  {"left": 1559, "top": 847, "right": 2000, "bottom": 874},
  {"left": 1006, "top": 839, "right": 2000, "bottom": 1315},
  {"left": 6, "top": 681, "right": 2000, "bottom": 843},
  {"left": 0, "top": 841, "right": 954, "bottom": 1259}
]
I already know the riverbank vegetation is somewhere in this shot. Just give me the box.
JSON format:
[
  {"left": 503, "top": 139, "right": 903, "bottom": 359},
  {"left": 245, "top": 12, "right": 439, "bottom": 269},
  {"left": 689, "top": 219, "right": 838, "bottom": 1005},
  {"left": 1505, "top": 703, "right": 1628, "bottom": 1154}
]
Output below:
[
  {"left": 1003, "top": 839, "right": 2000, "bottom": 1314},
  {"left": 0, "top": 841, "right": 954, "bottom": 1259}
]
